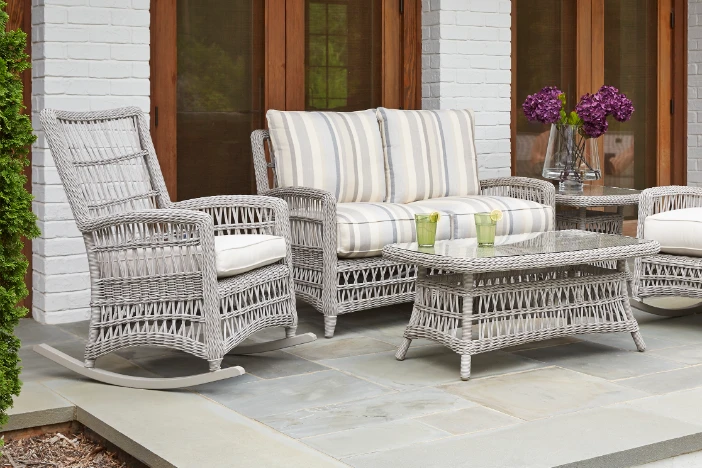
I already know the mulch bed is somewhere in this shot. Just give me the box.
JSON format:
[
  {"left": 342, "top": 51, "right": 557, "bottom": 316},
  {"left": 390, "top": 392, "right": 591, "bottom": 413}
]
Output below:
[{"left": 1, "top": 431, "right": 130, "bottom": 468}]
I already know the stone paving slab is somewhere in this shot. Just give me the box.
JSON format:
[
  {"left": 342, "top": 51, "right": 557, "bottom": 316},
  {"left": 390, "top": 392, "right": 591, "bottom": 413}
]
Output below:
[
  {"left": 261, "top": 387, "right": 475, "bottom": 439},
  {"left": 302, "top": 420, "right": 451, "bottom": 459},
  {"left": 345, "top": 406, "right": 702, "bottom": 468},
  {"left": 44, "top": 378, "right": 346, "bottom": 468},
  {"left": 516, "top": 341, "right": 683, "bottom": 380},
  {"left": 440, "top": 367, "right": 650, "bottom": 421},
  {"left": 5, "top": 382, "right": 74, "bottom": 432}
]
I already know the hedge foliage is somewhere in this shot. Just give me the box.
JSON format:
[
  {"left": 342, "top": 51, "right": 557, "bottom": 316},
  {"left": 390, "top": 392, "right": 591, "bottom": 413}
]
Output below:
[{"left": 0, "top": 0, "right": 39, "bottom": 429}]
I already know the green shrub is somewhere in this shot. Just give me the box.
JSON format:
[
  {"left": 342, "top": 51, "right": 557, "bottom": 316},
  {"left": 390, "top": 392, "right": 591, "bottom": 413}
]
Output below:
[{"left": 0, "top": 0, "right": 39, "bottom": 430}]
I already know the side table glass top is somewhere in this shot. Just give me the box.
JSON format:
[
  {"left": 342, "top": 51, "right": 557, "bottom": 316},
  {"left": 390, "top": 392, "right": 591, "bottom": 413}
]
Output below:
[
  {"left": 387, "top": 230, "right": 652, "bottom": 260},
  {"left": 555, "top": 185, "right": 642, "bottom": 207},
  {"left": 564, "top": 185, "right": 641, "bottom": 197}
]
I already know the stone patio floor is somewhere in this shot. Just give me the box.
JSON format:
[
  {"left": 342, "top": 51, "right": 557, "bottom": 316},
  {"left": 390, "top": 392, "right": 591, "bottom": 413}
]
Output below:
[{"left": 10, "top": 300, "right": 702, "bottom": 467}]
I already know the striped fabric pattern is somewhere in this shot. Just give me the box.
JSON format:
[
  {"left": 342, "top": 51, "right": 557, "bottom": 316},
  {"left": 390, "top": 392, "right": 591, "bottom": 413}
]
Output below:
[
  {"left": 377, "top": 108, "right": 481, "bottom": 204},
  {"left": 267, "top": 109, "right": 386, "bottom": 203},
  {"left": 337, "top": 196, "right": 554, "bottom": 258}
]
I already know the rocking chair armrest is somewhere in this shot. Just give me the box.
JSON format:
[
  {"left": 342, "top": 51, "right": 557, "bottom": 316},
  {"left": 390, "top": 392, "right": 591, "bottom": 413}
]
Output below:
[
  {"left": 480, "top": 177, "right": 556, "bottom": 208},
  {"left": 79, "top": 208, "right": 219, "bottom": 281},
  {"left": 171, "top": 195, "right": 292, "bottom": 243},
  {"left": 637, "top": 186, "right": 702, "bottom": 238},
  {"left": 81, "top": 208, "right": 214, "bottom": 232}
]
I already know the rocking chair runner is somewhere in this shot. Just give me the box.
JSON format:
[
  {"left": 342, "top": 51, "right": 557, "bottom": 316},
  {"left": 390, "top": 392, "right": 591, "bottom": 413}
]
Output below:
[{"left": 37, "top": 107, "right": 315, "bottom": 389}]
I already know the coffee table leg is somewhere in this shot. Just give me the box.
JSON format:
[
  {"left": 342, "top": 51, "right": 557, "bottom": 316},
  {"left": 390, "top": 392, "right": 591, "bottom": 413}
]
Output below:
[
  {"left": 618, "top": 260, "right": 647, "bottom": 352},
  {"left": 460, "top": 273, "right": 474, "bottom": 380},
  {"left": 396, "top": 338, "right": 412, "bottom": 361}
]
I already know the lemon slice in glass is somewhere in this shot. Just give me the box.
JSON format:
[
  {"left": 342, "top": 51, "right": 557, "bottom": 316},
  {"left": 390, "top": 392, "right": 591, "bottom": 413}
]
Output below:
[
  {"left": 490, "top": 209, "right": 503, "bottom": 223},
  {"left": 429, "top": 212, "right": 440, "bottom": 223}
]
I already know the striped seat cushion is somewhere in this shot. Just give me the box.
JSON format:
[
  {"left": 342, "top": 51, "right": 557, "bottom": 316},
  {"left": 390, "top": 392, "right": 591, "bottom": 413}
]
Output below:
[
  {"left": 337, "top": 196, "right": 554, "bottom": 258},
  {"left": 267, "top": 110, "right": 386, "bottom": 203},
  {"left": 376, "top": 108, "right": 480, "bottom": 204}
]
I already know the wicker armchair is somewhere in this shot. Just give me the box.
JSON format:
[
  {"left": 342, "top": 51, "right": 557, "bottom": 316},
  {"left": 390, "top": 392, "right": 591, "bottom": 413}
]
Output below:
[
  {"left": 632, "top": 186, "right": 702, "bottom": 316},
  {"left": 251, "top": 130, "right": 555, "bottom": 338},
  {"left": 36, "top": 108, "right": 314, "bottom": 389}
]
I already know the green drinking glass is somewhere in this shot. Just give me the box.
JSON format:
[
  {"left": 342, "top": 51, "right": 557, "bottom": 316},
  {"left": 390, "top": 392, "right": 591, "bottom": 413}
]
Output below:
[
  {"left": 415, "top": 213, "right": 439, "bottom": 247},
  {"left": 474, "top": 212, "right": 498, "bottom": 246}
]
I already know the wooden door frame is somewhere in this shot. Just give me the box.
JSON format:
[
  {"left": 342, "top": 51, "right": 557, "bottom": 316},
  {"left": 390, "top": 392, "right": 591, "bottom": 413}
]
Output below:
[
  {"left": 151, "top": 0, "right": 421, "bottom": 194},
  {"left": 281, "top": 0, "right": 421, "bottom": 110},
  {"left": 510, "top": 0, "right": 687, "bottom": 187},
  {"left": 7, "top": 0, "right": 33, "bottom": 314}
]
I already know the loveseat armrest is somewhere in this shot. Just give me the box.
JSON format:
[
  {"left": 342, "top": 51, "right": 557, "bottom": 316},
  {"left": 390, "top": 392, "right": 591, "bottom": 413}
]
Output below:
[
  {"left": 263, "top": 187, "right": 338, "bottom": 266},
  {"left": 480, "top": 177, "right": 556, "bottom": 209},
  {"left": 637, "top": 186, "right": 702, "bottom": 238}
]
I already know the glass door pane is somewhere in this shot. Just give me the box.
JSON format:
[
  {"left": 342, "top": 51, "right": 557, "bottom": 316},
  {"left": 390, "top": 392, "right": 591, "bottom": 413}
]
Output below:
[
  {"left": 604, "top": 0, "right": 657, "bottom": 190},
  {"left": 176, "top": 0, "right": 264, "bottom": 199},
  {"left": 305, "top": 0, "right": 382, "bottom": 111},
  {"left": 514, "top": 0, "right": 577, "bottom": 180}
]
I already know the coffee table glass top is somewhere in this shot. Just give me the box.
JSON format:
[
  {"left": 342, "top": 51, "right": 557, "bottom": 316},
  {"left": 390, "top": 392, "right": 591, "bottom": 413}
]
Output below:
[
  {"left": 563, "top": 185, "right": 641, "bottom": 197},
  {"left": 387, "top": 230, "right": 651, "bottom": 260}
]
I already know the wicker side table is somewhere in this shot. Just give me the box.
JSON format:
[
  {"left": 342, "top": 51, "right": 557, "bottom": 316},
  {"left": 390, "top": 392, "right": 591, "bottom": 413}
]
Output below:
[
  {"left": 383, "top": 231, "right": 660, "bottom": 380},
  {"left": 556, "top": 185, "right": 641, "bottom": 234}
]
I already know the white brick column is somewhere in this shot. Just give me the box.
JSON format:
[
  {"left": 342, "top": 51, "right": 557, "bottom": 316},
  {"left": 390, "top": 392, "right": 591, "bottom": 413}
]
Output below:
[
  {"left": 689, "top": 0, "right": 702, "bottom": 187},
  {"left": 31, "top": 0, "right": 150, "bottom": 323},
  {"left": 422, "top": 0, "right": 512, "bottom": 178}
]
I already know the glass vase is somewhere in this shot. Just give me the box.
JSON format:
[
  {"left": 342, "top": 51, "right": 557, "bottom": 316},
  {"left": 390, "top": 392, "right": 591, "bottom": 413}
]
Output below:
[{"left": 541, "top": 124, "right": 602, "bottom": 193}]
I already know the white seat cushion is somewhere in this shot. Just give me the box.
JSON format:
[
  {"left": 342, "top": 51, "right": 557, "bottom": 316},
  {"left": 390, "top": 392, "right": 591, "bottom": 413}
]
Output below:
[
  {"left": 336, "top": 196, "right": 554, "bottom": 258},
  {"left": 376, "top": 108, "right": 480, "bottom": 204},
  {"left": 215, "top": 235, "right": 287, "bottom": 278},
  {"left": 644, "top": 208, "right": 702, "bottom": 257},
  {"left": 267, "top": 109, "right": 386, "bottom": 203}
]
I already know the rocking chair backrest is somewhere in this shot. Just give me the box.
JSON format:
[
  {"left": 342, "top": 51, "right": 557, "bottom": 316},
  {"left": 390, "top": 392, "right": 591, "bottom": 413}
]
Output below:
[{"left": 40, "top": 107, "right": 171, "bottom": 229}]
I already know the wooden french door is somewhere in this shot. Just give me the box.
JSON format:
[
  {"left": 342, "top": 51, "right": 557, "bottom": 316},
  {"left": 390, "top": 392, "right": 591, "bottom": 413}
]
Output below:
[
  {"left": 511, "top": 0, "right": 687, "bottom": 188},
  {"left": 151, "top": 0, "right": 421, "bottom": 199}
]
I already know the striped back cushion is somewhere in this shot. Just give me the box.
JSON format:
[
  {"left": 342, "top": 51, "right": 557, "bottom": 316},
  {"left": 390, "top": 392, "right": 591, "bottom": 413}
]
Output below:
[
  {"left": 266, "top": 110, "right": 386, "bottom": 203},
  {"left": 377, "top": 108, "right": 480, "bottom": 204}
]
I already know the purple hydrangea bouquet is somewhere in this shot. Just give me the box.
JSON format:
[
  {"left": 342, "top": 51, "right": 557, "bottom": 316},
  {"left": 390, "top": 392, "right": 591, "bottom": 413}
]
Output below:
[{"left": 523, "top": 85, "right": 634, "bottom": 192}]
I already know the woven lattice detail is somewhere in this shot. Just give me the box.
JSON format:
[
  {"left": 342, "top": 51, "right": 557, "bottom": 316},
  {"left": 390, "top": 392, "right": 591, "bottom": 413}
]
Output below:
[
  {"left": 405, "top": 266, "right": 640, "bottom": 356},
  {"left": 633, "top": 186, "right": 702, "bottom": 301},
  {"left": 42, "top": 108, "right": 299, "bottom": 370},
  {"left": 556, "top": 210, "right": 623, "bottom": 234},
  {"left": 251, "top": 129, "right": 556, "bottom": 337}
]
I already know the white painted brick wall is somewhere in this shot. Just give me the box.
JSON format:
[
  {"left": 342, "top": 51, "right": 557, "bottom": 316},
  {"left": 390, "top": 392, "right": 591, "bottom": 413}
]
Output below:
[
  {"left": 31, "top": 0, "right": 150, "bottom": 324},
  {"left": 690, "top": 0, "right": 702, "bottom": 186},
  {"left": 422, "top": 0, "right": 512, "bottom": 179}
]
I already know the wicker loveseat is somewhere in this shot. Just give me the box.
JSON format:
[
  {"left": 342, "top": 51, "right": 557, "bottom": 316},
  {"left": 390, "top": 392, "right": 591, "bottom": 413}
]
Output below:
[{"left": 252, "top": 108, "right": 556, "bottom": 337}]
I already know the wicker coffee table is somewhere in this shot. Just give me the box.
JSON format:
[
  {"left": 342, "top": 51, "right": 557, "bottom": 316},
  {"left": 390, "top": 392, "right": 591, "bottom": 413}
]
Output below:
[
  {"left": 382, "top": 230, "right": 660, "bottom": 380},
  {"left": 556, "top": 185, "right": 641, "bottom": 234}
]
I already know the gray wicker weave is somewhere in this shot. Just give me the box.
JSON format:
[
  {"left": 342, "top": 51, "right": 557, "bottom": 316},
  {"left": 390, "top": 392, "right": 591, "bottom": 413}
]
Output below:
[
  {"left": 37, "top": 107, "right": 314, "bottom": 389},
  {"left": 251, "top": 129, "right": 556, "bottom": 337},
  {"left": 632, "top": 186, "right": 702, "bottom": 316},
  {"left": 383, "top": 231, "right": 660, "bottom": 380},
  {"left": 555, "top": 185, "right": 641, "bottom": 234}
]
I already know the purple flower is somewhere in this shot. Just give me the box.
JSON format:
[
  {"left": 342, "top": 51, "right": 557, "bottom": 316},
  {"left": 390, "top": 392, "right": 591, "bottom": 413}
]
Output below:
[
  {"left": 611, "top": 94, "right": 634, "bottom": 122},
  {"left": 596, "top": 85, "right": 635, "bottom": 122},
  {"left": 522, "top": 86, "right": 563, "bottom": 124},
  {"left": 575, "top": 93, "right": 608, "bottom": 138}
]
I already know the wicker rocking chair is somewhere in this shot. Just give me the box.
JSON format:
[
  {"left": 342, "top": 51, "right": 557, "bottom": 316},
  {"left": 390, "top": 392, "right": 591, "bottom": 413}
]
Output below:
[
  {"left": 36, "top": 107, "right": 315, "bottom": 389},
  {"left": 631, "top": 186, "right": 702, "bottom": 316}
]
